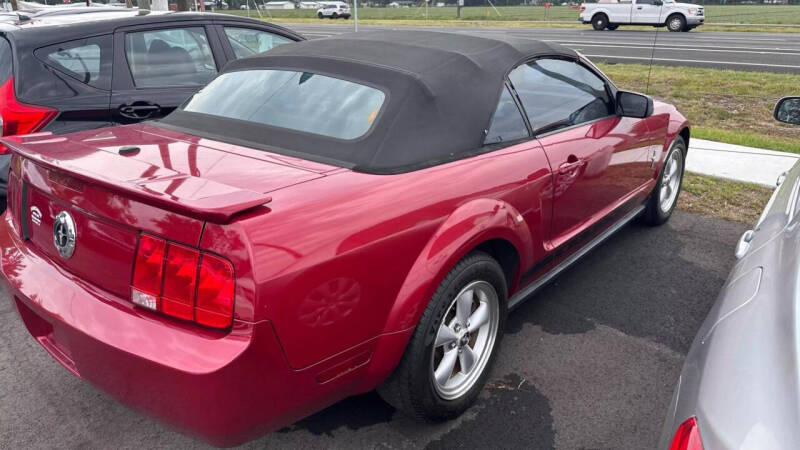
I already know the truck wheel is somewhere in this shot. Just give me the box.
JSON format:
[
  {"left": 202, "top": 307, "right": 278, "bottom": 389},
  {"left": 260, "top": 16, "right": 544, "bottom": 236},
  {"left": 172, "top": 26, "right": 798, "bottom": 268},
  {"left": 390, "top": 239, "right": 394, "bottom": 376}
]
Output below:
[
  {"left": 667, "top": 14, "right": 686, "bottom": 32},
  {"left": 378, "top": 252, "right": 507, "bottom": 422},
  {"left": 592, "top": 13, "right": 608, "bottom": 31},
  {"left": 318, "top": 12, "right": 323, "bottom": 18},
  {"left": 607, "top": 24, "right": 619, "bottom": 30},
  {"left": 331, "top": 12, "right": 338, "bottom": 18}
]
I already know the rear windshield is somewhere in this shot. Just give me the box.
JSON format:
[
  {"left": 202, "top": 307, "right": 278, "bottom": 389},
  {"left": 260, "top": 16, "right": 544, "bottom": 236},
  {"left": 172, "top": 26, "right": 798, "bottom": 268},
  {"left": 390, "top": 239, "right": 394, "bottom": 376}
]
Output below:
[
  {"left": 0, "top": 37, "right": 11, "bottom": 83},
  {"left": 182, "top": 70, "right": 385, "bottom": 140}
]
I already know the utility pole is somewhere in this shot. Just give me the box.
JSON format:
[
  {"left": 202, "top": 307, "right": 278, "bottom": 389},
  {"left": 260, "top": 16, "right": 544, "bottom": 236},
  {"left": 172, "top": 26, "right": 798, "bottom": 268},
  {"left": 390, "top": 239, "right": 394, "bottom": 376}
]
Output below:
[
  {"left": 353, "top": 0, "right": 358, "bottom": 31},
  {"left": 457, "top": 0, "right": 462, "bottom": 19}
]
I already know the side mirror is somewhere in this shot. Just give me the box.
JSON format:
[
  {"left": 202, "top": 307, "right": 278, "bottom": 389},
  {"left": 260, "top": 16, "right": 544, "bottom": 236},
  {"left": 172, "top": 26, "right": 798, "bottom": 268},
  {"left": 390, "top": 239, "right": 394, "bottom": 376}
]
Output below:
[
  {"left": 774, "top": 96, "right": 800, "bottom": 125},
  {"left": 617, "top": 90, "right": 654, "bottom": 119}
]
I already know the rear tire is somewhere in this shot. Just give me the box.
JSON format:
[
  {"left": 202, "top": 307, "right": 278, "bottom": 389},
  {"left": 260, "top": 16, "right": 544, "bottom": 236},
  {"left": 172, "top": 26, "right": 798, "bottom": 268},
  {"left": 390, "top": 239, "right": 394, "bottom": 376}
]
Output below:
[
  {"left": 592, "top": 13, "right": 608, "bottom": 31},
  {"left": 667, "top": 14, "right": 686, "bottom": 32},
  {"left": 606, "top": 24, "right": 619, "bottom": 30},
  {"left": 332, "top": 12, "right": 338, "bottom": 18},
  {"left": 378, "top": 252, "right": 507, "bottom": 422},
  {"left": 641, "top": 136, "right": 686, "bottom": 226}
]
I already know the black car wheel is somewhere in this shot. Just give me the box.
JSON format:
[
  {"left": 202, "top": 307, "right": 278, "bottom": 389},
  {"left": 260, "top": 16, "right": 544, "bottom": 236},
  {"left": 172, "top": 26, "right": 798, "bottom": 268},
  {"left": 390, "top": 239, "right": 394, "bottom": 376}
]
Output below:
[
  {"left": 318, "top": 12, "right": 324, "bottom": 18},
  {"left": 378, "top": 251, "right": 507, "bottom": 422},
  {"left": 592, "top": 13, "right": 608, "bottom": 31}
]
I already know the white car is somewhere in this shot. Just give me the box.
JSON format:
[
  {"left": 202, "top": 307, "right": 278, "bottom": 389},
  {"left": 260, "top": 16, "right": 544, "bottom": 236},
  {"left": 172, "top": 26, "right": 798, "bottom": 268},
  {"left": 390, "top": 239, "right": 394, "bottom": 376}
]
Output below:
[
  {"left": 317, "top": 1, "right": 351, "bottom": 19},
  {"left": 579, "top": 0, "right": 704, "bottom": 32}
]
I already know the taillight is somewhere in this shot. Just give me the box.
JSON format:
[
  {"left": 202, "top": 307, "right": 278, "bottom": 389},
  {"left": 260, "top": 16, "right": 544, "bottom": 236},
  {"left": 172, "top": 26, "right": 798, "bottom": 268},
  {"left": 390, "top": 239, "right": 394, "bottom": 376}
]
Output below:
[
  {"left": 131, "top": 234, "right": 235, "bottom": 329},
  {"left": 0, "top": 77, "right": 58, "bottom": 154},
  {"left": 580, "top": 5, "right": 585, "bottom": 12},
  {"left": 669, "top": 417, "right": 703, "bottom": 450}
]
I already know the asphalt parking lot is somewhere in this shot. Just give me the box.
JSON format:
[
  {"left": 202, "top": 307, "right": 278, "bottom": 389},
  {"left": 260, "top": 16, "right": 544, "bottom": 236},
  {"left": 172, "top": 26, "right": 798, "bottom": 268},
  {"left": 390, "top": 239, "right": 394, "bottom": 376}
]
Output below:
[{"left": 0, "top": 210, "right": 746, "bottom": 449}]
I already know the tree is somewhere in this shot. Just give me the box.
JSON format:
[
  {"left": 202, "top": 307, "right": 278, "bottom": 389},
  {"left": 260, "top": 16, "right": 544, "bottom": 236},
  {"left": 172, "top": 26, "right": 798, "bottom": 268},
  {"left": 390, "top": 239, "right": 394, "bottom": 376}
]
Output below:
[{"left": 10, "top": 0, "right": 18, "bottom": 11}]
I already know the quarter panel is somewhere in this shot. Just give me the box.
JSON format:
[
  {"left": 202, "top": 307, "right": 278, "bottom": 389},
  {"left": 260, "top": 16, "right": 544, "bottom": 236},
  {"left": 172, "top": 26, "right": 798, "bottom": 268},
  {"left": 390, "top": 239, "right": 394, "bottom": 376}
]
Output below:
[{"left": 242, "top": 142, "right": 552, "bottom": 369}]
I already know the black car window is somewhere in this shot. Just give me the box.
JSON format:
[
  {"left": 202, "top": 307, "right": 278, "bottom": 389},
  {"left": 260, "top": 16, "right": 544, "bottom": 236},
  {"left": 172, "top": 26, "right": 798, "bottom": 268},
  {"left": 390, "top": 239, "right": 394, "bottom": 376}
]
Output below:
[
  {"left": 34, "top": 35, "right": 112, "bottom": 90},
  {"left": 509, "top": 58, "right": 614, "bottom": 135},
  {"left": 0, "top": 37, "right": 11, "bottom": 84},
  {"left": 124, "top": 27, "right": 217, "bottom": 88},
  {"left": 183, "top": 69, "right": 385, "bottom": 140},
  {"left": 223, "top": 27, "right": 292, "bottom": 59},
  {"left": 484, "top": 85, "right": 529, "bottom": 145}
]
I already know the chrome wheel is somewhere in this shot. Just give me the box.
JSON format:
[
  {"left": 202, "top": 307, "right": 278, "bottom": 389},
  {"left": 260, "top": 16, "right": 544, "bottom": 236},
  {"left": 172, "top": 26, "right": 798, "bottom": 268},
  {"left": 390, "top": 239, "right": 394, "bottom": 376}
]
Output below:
[
  {"left": 431, "top": 280, "right": 499, "bottom": 401},
  {"left": 659, "top": 148, "right": 683, "bottom": 213}
]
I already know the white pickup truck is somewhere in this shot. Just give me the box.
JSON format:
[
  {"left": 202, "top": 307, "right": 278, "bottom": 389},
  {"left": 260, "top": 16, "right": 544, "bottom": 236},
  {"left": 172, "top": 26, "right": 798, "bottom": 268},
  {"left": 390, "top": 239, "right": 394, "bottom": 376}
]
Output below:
[{"left": 579, "top": 0, "right": 705, "bottom": 32}]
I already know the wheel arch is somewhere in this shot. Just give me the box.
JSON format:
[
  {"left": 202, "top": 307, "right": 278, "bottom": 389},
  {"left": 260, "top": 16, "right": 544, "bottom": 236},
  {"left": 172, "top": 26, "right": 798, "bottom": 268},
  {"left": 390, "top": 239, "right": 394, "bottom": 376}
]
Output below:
[
  {"left": 358, "top": 198, "right": 532, "bottom": 392},
  {"left": 591, "top": 10, "right": 610, "bottom": 21},
  {"left": 380, "top": 198, "right": 533, "bottom": 336}
]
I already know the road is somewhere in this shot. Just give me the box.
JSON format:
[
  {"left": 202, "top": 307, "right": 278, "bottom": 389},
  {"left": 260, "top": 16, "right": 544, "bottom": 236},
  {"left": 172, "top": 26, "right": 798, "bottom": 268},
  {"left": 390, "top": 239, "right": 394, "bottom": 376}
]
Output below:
[
  {"left": 0, "top": 211, "right": 745, "bottom": 449},
  {"left": 282, "top": 23, "right": 800, "bottom": 73}
]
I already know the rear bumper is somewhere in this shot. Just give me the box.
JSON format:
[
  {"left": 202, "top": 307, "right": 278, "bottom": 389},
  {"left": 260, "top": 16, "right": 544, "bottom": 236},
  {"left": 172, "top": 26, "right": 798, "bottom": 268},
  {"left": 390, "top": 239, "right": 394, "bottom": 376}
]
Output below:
[{"left": 0, "top": 214, "right": 394, "bottom": 446}]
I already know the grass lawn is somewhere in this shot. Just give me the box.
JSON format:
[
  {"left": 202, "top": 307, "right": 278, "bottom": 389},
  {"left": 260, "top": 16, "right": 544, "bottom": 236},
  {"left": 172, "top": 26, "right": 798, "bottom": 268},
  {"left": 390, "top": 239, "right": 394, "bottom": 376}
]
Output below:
[
  {"left": 678, "top": 172, "right": 773, "bottom": 224},
  {"left": 597, "top": 63, "right": 800, "bottom": 154},
  {"left": 224, "top": 4, "right": 800, "bottom": 26}
]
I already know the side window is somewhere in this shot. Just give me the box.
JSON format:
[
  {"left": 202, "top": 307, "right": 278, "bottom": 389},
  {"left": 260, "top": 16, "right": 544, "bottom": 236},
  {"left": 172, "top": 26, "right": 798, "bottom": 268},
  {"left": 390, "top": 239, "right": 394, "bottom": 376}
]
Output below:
[
  {"left": 508, "top": 58, "right": 614, "bottom": 135},
  {"left": 0, "top": 37, "right": 11, "bottom": 84},
  {"left": 484, "top": 86, "right": 529, "bottom": 145},
  {"left": 35, "top": 35, "right": 112, "bottom": 90},
  {"left": 224, "top": 27, "right": 292, "bottom": 59},
  {"left": 124, "top": 27, "right": 217, "bottom": 88}
]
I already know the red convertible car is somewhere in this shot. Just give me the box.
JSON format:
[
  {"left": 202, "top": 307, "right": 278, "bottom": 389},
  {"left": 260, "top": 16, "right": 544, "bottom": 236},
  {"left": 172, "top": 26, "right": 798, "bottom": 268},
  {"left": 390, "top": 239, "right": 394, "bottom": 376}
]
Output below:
[{"left": 0, "top": 31, "right": 689, "bottom": 445}]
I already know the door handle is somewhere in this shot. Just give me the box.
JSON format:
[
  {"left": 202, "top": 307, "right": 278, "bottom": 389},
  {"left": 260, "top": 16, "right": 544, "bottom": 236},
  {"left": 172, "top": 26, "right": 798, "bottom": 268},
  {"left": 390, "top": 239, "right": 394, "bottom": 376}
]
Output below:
[
  {"left": 558, "top": 159, "right": 585, "bottom": 174},
  {"left": 119, "top": 103, "right": 161, "bottom": 120},
  {"left": 637, "top": 5, "right": 643, "bottom": 9}
]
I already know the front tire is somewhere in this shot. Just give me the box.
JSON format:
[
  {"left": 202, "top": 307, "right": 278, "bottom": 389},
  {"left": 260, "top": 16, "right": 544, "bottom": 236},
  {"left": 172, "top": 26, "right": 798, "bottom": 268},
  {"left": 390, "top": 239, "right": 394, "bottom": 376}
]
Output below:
[
  {"left": 642, "top": 136, "right": 686, "bottom": 226},
  {"left": 331, "top": 12, "right": 338, "bottom": 18},
  {"left": 592, "top": 13, "right": 608, "bottom": 31},
  {"left": 318, "top": 12, "right": 324, "bottom": 18},
  {"left": 378, "top": 252, "right": 507, "bottom": 422},
  {"left": 667, "top": 14, "right": 686, "bottom": 32}
]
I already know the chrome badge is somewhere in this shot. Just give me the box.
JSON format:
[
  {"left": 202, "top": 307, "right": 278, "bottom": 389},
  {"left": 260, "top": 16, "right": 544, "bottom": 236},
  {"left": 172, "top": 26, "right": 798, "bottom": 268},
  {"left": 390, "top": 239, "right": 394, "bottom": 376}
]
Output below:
[
  {"left": 30, "top": 206, "right": 42, "bottom": 226},
  {"left": 53, "top": 211, "right": 76, "bottom": 259}
]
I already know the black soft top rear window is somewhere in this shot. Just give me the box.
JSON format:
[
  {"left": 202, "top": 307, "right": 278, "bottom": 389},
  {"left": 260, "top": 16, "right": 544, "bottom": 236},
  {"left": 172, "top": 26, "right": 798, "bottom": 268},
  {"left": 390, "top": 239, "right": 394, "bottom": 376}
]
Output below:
[{"left": 0, "top": 37, "right": 11, "bottom": 84}]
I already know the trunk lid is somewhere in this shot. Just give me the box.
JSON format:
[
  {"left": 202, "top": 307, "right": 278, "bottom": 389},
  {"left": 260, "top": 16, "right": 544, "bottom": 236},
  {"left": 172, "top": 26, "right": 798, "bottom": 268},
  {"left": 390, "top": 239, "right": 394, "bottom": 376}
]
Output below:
[{"left": 3, "top": 123, "right": 334, "bottom": 299}]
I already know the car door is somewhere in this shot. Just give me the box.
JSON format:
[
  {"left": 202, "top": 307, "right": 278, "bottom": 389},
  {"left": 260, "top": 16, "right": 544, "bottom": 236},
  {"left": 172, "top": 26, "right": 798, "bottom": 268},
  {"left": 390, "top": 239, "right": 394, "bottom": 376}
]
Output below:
[
  {"left": 215, "top": 24, "right": 295, "bottom": 60},
  {"left": 110, "top": 23, "right": 225, "bottom": 125},
  {"left": 631, "top": 0, "right": 662, "bottom": 23},
  {"left": 508, "top": 57, "right": 654, "bottom": 247}
]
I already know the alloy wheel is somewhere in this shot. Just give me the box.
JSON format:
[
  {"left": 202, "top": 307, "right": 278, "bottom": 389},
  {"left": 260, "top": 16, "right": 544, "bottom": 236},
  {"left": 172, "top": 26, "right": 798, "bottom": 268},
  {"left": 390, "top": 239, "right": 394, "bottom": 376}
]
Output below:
[
  {"left": 659, "top": 148, "right": 683, "bottom": 213},
  {"left": 431, "top": 280, "right": 500, "bottom": 400}
]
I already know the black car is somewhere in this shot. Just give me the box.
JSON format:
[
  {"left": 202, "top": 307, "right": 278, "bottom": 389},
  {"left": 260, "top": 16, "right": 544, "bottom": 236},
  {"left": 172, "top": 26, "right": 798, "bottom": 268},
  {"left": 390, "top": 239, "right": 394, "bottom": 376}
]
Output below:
[{"left": 0, "top": 10, "right": 304, "bottom": 202}]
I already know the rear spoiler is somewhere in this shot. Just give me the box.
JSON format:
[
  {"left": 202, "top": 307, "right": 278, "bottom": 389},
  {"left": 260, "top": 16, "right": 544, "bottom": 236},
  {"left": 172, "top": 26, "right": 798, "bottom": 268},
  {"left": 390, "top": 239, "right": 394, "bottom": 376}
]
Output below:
[{"left": 3, "top": 137, "right": 271, "bottom": 224}]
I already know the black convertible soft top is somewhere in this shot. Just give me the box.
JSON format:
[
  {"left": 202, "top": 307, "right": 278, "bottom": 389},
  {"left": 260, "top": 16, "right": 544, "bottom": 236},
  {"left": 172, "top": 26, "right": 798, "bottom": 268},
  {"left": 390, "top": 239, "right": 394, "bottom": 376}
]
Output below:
[{"left": 159, "top": 30, "right": 577, "bottom": 174}]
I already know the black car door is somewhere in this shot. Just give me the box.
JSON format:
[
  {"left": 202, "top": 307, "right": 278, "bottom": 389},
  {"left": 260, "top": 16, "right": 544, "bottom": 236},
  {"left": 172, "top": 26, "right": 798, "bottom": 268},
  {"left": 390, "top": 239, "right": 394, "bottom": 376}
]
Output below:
[{"left": 110, "top": 22, "right": 226, "bottom": 125}]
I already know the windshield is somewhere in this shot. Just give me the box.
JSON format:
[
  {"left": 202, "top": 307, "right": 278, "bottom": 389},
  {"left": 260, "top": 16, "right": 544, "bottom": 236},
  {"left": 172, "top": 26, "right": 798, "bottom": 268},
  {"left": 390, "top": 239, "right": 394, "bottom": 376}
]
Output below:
[{"left": 182, "top": 70, "right": 385, "bottom": 141}]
